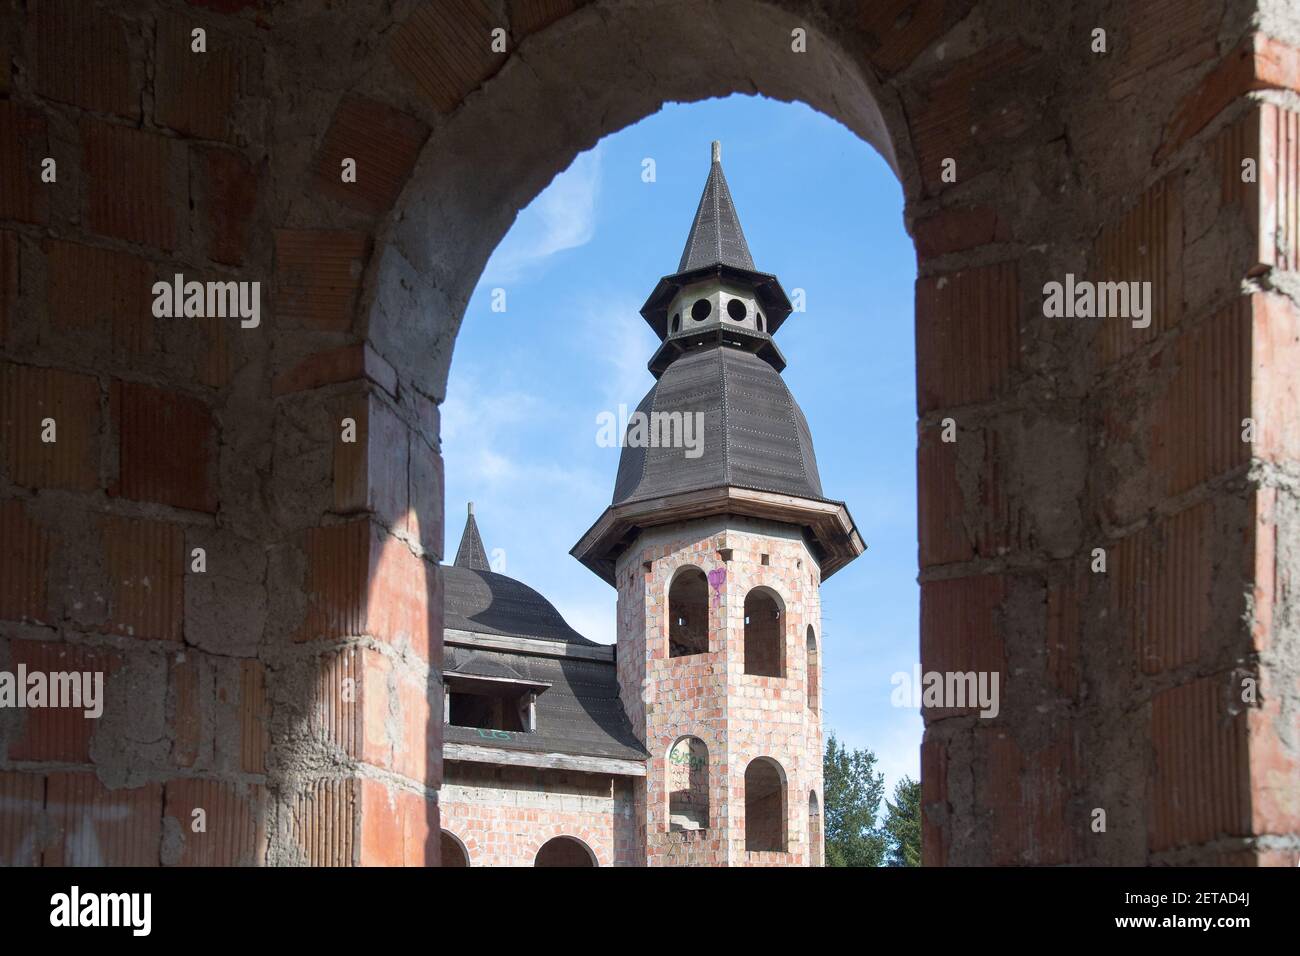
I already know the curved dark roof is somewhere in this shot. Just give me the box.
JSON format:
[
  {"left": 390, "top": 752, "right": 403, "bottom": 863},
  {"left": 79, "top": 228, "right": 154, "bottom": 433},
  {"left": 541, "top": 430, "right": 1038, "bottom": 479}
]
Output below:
[
  {"left": 442, "top": 564, "right": 598, "bottom": 646},
  {"left": 612, "top": 345, "right": 824, "bottom": 505},
  {"left": 444, "top": 645, "right": 646, "bottom": 761}
]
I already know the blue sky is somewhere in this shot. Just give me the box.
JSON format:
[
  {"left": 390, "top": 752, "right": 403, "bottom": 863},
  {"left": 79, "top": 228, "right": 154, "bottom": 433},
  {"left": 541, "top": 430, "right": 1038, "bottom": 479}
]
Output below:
[{"left": 441, "top": 94, "right": 921, "bottom": 793}]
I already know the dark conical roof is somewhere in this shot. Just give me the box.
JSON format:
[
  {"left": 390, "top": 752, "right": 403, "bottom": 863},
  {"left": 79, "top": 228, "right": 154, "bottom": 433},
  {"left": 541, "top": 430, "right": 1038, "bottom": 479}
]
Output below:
[
  {"left": 453, "top": 503, "right": 490, "bottom": 571},
  {"left": 612, "top": 346, "right": 823, "bottom": 506},
  {"left": 677, "top": 141, "right": 755, "bottom": 273}
]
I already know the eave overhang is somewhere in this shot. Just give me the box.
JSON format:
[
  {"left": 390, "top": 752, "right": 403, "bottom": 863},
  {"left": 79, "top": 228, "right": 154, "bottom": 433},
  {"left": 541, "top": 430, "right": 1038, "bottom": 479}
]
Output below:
[
  {"left": 639, "top": 263, "right": 793, "bottom": 339},
  {"left": 443, "top": 671, "right": 554, "bottom": 696},
  {"left": 571, "top": 485, "right": 866, "bottom": 586},
  {"left": 647, "top": 325, "right": 787, "bottom": 377}
]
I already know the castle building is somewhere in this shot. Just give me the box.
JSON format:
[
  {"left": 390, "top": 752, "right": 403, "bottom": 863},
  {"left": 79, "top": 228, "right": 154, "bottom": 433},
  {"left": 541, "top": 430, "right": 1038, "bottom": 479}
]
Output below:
[{"left": 438, "top": 143, "right": 863, "bottom": 866}]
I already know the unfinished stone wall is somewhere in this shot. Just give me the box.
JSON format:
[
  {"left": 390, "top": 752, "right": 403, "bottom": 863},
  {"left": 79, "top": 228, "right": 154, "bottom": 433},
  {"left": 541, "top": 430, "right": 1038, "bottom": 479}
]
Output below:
[
  {"left": 0, "top": 0, "right": 1296, "bottom": 866},
  {"left": 616, "top": 519, "right": 822, "bottom": 866},
  {"left": 438, "top": 761, "right": 637, "bottom": 866}
]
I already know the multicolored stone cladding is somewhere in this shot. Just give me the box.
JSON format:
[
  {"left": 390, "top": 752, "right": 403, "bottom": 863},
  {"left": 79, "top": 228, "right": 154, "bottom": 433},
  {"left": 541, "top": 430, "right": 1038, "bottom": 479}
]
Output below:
[{"left": 615, "top": 518, "right": 823, "bottom": 867}]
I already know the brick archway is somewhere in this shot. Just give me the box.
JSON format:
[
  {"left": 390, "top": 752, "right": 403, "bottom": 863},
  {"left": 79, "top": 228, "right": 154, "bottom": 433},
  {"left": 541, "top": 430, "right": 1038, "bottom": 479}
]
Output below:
[{"left": 1, "top": 0, "right": 1296, "bottom": 867}]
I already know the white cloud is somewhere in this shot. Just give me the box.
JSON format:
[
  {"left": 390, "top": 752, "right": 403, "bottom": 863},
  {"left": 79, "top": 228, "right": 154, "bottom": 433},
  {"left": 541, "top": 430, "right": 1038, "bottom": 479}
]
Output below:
[
  {"left": 481, "top": 145, "right": 603, "bottom": 284},
  {"left": 569, "top": 293, "right": 658, "bottom": 412}
]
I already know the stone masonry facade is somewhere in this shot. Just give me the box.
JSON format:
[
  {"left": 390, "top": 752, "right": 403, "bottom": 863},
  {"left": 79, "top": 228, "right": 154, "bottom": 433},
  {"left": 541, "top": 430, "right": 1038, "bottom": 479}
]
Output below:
[
  {"left": 438, "top": 763, "right": 637, "bottom": 867},
  {"left": 616, "top": 519, "right": 822, "bottom": 867}
]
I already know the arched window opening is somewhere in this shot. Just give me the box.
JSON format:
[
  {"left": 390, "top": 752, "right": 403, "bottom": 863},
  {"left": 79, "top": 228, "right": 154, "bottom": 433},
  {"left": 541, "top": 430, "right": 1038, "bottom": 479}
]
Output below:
[
  {"left": 440, "top": 830, "right": 469, "bottom": 867},
  {"left": 806, "top": 625, "right": 819, "bottom": 710},
  {"left": 744, "top": 757, "right": 787, "bottom": 852},
  {"left": 668, "top": 566, "right": 709, "bottom": 657},
  {"left": 743, "top": 588, "right": 784, "bottom": 677},
  {"left": 671, "top": 312, "right": 681, "bottom": 333},
  {"left": 667, "top": 736, "right": 709, "bottom": 831},
  {"left": 808, "top": 792, "right": 822, "bottom": 867},
  {"left": 534, "top": 836, "right": 596, "bottom": 867}
]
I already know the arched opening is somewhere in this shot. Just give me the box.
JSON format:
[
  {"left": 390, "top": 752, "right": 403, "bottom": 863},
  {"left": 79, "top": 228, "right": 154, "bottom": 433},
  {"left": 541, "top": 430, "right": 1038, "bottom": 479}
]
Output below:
[
  {"left": 667, "top": 736, "right": 709, "bottom": 831},
  {"left": 743, "top": 587, "right": 785, "bottom": 678},
  {"left": 806, "top": 625, "right": 819, "bottom": 710},
  {"left": 440, "top": 830, "right": 469, "bottom": 867},
  {"left": 744, "top": 757, "right": 787, "bottom": 852},
  {"left": 808, "top": 792, "right": 822, "bottom": 867},
  {"left": 668, "top": 566, "right": 709, "bottom": 657},
  {"left": 367, "top": 0, "right": 916, "bottom": 869},
  {"left": 534, "top": 836, "right": 597, "bottom": 867}
]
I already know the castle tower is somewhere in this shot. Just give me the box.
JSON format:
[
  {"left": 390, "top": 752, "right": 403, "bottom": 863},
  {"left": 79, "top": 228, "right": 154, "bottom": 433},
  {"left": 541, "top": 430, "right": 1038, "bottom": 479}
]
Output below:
[{"left": 573, "top": 143, "right": 864, "bottom": 866}]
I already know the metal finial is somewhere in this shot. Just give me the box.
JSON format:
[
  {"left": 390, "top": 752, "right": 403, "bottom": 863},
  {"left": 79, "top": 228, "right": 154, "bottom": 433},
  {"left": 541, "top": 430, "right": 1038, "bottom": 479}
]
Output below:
[
  {"left": 711, "top": 140, "right": 721, "bottom": 164},
  {"left": 468, "top": 501, "right": 475, "bottom": 516}
]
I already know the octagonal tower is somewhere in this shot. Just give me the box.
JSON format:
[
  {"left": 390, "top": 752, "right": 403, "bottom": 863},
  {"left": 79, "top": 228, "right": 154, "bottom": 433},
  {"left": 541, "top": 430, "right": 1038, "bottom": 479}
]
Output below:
[{"left": 573, "top": 143, "right": 864, "bottom": 866}]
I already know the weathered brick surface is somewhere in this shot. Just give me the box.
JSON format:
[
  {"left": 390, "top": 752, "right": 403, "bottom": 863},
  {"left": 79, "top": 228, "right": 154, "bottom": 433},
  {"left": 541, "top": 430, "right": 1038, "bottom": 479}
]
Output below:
[
  {"left": 0, "top": 102, "right": 50, "bottom": 225},
  {"left": 0, "top": 230, "right": 16, "bottom": 346},
  {"left": 82, "top": 120, "right": 177, "bottom": 251},
  {"left": 0, "top": 363, "right": 101, "bottom": 492},
  {"left": 274, "top": 230, "right": 370, "bottom": 332},
  {"left": 44, "top": 773, "right": 162, "bottom": 866},
  {"left": 5, "top": 642, "right": 121, "bottom": 763},
  {"left": 359, "top": 777, "right": 436, "bottom": 866},
  {"left": 30, "top": 0, "right": 139, "bottom": 118},
  {"left": 154, "top": 14, "right": 241, "bottom": 142},
  {"left": 1149, "top": 675, "right": 1250, "bottom": 852},
  {"left": 0, "top": 772, "right": 44, "bottom": 866},
  {"left": 1091, "top": 174, "right": 1184, "bottom": 366},
  {"left": 196, "top": 147, "right": 259, "bottom": 266},
  {"left": 920, "top": 574, "right": 1007, "bottom": 720},
  {"left": 314, "top": 95, "right": 429, "bottom": 218},
  {"left": 45, "top": 239, "right": 155, "bottom": 354},
  {"left": 915, "top": 260, "right": 1019, "bottom": 413},
  {"left": 109, "top": 381, "right": 218, "bottom": 513},
  {"left": 297, "top": 519, "right": 439, "bottom": 664},
  {"left": 163, "top": 778, "right": 267, "bottom": 865},
  {"left": 101, "top": 515, "right": 185, "bottom": 642},
  {"left": 0, "top": 500, "right": 54, "bottom": 624},
  {"left": 909, "top": 41, "right": 1039, "bottom": 195},
  {"left": 389, "top": 0, "right": 503, "bottom": 113},
  {"left": 1157, "top": 35, "right": 1300, "bottom": 163}
]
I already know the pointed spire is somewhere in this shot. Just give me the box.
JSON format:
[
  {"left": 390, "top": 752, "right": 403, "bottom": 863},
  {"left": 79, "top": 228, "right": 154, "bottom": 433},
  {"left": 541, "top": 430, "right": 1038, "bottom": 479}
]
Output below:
[
  {"left": 677, "top": 140, "right": 756, "bottom": 273},
  {"left": 454, "top": 502, "right": 490, "bottom": 572}
]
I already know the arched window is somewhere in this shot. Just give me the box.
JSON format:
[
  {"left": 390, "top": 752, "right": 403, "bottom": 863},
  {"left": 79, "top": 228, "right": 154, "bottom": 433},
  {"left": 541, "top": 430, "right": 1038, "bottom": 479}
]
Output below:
[
  {"left": 806, "top": 625, "right": 819, "bottom": 710},
  {"left": 668, "top": 566, "right": 709, "bottom": 657},
  {"left": 440, "top": 829, "right": 469, "bottom": 867},
  {"left": 667, "top": 736, "right": 709, "bottom": 831},
  {"left": 743, "top": 587, "right": 784, "bottom": 677},
  {"left": 744, "top": 757, "right": 787, "bottom": 852},
  {"left": 534, "top": 836, "right": 596, "bottom": 867},
  {"left": 808, "top": 792, "right": 822, "bottom": 867}
]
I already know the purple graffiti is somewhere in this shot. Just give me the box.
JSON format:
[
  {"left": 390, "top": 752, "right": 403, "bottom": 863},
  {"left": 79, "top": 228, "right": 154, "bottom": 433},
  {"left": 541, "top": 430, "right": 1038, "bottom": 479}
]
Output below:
[{"left": 707, "top": 567, "right": 726, "bottom": 607}]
